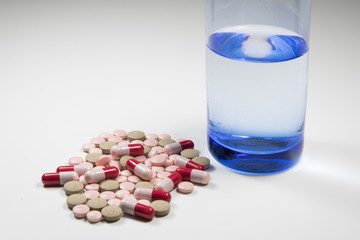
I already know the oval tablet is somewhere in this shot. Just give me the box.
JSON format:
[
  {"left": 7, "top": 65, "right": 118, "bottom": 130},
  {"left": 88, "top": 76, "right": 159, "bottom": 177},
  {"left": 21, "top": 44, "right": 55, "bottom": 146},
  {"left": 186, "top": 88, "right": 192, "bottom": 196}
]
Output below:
[{"left": 87, "top": 210, "right": 102, "bottom": 223}]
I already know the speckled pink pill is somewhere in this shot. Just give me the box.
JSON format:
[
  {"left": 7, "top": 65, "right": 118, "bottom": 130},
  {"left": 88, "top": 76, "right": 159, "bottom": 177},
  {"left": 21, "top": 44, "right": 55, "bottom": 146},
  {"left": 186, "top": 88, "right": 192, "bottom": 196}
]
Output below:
[
  {"left": 113, "top": 129, "right": 127, "bottom": 138},
  {"left": 150, "top": 178, "right": 162, "bottom": 185},
  {"left": 78, "top": 162, "right": 94, "bottom": 170},
  {"left": 119, "top": 182, "right": 135, "bottom": 193},
  {"left": 137, "top": 199, "right": 151, "bottom": 206},
  {"left": 85, "top": 183, "right": 100, "bottom": 191},
  {"left": 73, "top": 204, "right": 90, "bottom": 218},
  {"left": 87, "top": 210, "right": 102, "bottom": 223},
  {"left": 158, "top": 134, "right": 171, "bottom": 140},
  {"left": 115, "top": 189, "right": 130, "bottom": 199},
  {"left": 91, "top": 137, "right": 106, "bottom": 147},
  {"left": 84, "top": 190, "right": 100, "bottom": 199},
  {"left": 68, "top": 156, "right": 84, "bottom": 166},
  {"left": 128, "top": 175, "right": 141, "bottom": 183},
  {"left": 165, "top": 165, "right": 178, "bottom": 172},
  {"left": 115, "top": 175, "right": 127, "bottom": 183},
  {"left": 82, "top": 143, "right": 96, "bottom": 153},
  {"left": 108, "top": 136, "right": 123, "bottom": 144},
  {"left": 177, "top": 181, "right": 194, "bottom": 194},
  {"left": 134, "top": 155, "right": 147, "bottom": 163},
  {"left": 100, "top": 191, "right": 116, "bottom": 200},
  {"left": 145, "top": 133, "right": 158, "bottom": 140},
  {"left": 152, "top": 166, "right": 164, "bottom": 173},
  {"left": 79, "top": 175, "right": 88, "bottom": 185},
  {"left": 89, "top": 148, "right": 102, "bottom": 154},
  {"left": 131, "top": 140, "right": 144, "bottom": 145},
  {"left": 108, "top": 198, "right": 121, "bottom": 207},
  {"left": 95, "top": 155, "right": 110, "bottom": 166},
  {"left": 144, "top": 139, "right": 158, "bottom": 147},
  {"left": 120, "top": 170, "right": 132, "bottom": 177},
  {"left": 150, "top": 154, "right": 167, "bottom": 166},
  {"left": 157, "top": 171, "right": 172, "bottom": 179},
  {"left": 99, "top": 132, "right": 112, "bottom": 140}
]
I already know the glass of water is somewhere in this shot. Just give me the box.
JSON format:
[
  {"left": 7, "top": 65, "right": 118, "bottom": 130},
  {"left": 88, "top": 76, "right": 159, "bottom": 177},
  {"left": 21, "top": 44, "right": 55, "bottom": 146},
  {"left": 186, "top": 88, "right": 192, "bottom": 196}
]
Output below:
[{"left": 206, "top": 0, "right": 311, "bottom": 175}]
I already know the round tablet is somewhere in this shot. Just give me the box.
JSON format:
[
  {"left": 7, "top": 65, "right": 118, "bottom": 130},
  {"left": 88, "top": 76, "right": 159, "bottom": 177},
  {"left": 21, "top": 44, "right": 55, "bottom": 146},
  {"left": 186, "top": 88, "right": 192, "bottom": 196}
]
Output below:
[
  {"left": 135, "top": 181, "right": 154, "bottom": 190},
  {"left": 95, "top": 155, "right": 110, "bottom": 166},
  {"left": 73, "top": 204, "right": 90, "bottom": 218},
  {"left": 85, "top": 183, "right": 99, "bottom": 191},
  {"left": 108, "top": 198, "right": 121, "bottom": 207},
  {"left": 137, "top": 199, "right": 151, "bottom": 206},
  {"left": 119, "top": 182, "right": 135, "bottom": 193},
  {"left": 150, "top": 154, "right": 167, "bottom": 166},
  {"left": 115, "top": 189, "right": 130, "bottom": 200},
  {"left": 158, "top": 134, "right": 171, "bottom": 140},
  {"left": 84, "top": 190, "right": 100, "bottom": 200},
  {"left": 79, "top": 175, "right": 87, "bottom": 185},
  {"left": 108, "top": 136, "right": 123, "bottom": 144},
  {"left": 100, "top": 191, "right": 116, "bottom": 200},
  {"left": 144, "top": 139, "right": 158, "bottom": 147},
  {"left": 87, "top": 198, "right": 108, "bottom": 211},
  {"left": 99, "top": 141, "right": 117, "bottom": 154},
  {"left": 157, "top": 171, "right": 171, "bottom": 179},
  {"left": 86, "top": 153, "right": 102, "bottom": 166},
  {"left": 119, "top": 155, "right": 133, "bottom": 170},
  {"left": 150, "top": 200, "right": 170, "bottom": 217},
  {"left": 165, "top": 165, "right": 178, "bottom": 172},
  {"left": 99, "top": 132, "right": 112, "bottom": 140},
  {"left": 82, "top": 143, "right": 95, "bottom": 153},
  {"left": 150, "top": 178, "right": 162, "bottom": 186},
  {"left": 91, "top": 137, "right": 106, "bottom": 147},
  {"left": 127, "top": 130, "right": 146, "bottom": 141},
  {"left": 99, "top": 180, "right": 119, "bottom": 192},
  {"left": 67, "top": 194, "right": 87, "bottom": 209},
  {"left": 152, "top": 166, "right": 164, "bottom": 173},
  {"left": 87, "top": 210, "right": 102, "bottom": 223},
  {"left": 146, "top": 133, "right": 158, "bottom": 140},
  {"left": 115, "top": 175, "right": 127, "bottom": 183},
  {"left": 164, "top": 158, "right": 174, "bottom": 167},
  {"left": 89, "top": 148, "right": 102, "bottom": 154},
  {"left": 131, "top": 140, "right": 144, "bottom": 145},
  {"left": 192, "top": 156, "right": 211, "bottom": 169},
  {"left": 64, "top": 181, "right": 84, "bottom": 196},
  {"left": 180, "top": 149, "right": 199, "bottom": 159},
  {"left": 120, "top": 170, "right": 132, "bottom": 177},
  {"left": 158, "top": 139, "right": 176, "bottom": 147},
  {"left": 113, "top": 129, "right": 127, "bottom": 138},
  {"left": 101, "top": 206, "right": 122, "bottom": 222},
  {"left": 68, "top": 156, "right": 84, "bottom": 166},
  {"left": 128, "top": 175, "right": 141, "bottom": 183},
  {"left": 177, "top": 181, "right": 194, "bottom": 194},
  {"left": 134, "top": 155, "right": 146, "bottom": 163}
]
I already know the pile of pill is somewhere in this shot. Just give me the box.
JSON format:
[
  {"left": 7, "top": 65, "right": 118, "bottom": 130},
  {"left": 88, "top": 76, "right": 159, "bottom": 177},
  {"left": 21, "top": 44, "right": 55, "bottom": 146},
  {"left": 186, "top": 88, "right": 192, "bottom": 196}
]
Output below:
[{"left": 41, "top": 130, "right": 210, "bottom": 223}]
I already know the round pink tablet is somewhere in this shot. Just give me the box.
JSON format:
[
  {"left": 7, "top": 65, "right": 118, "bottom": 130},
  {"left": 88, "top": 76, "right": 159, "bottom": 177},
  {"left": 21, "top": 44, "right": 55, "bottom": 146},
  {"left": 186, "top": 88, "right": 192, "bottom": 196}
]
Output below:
[
  {"left": 108, "top": 198, "right": 121, "bottom": 207},
  {"left": 144, "top": 139, "right": 158, "bottom": 147},
  {"left": 123, "top": 194, "right": 137, "bottom": 202},
  {"left": 78, "top": 162, "right": 94, "bottom": 170},
  {"left": 109, "top": 160, "right": 120, "bottom": 168},
  {"left": 137, "top": 199, "right": 151, "bottom": 206},
  {"left": 82, "top": 143, "right": 95, "bottom": 153},
  {"left": 100, "top": 191, "right": 116, "bottom": 200},
  {"left": 85, "top": 183, "right": 100, "bottom": 191},
  {"left": 152, "top": 166, "right": 164, "bottom": 173},
  {"left": 84, "top": 190, "right": 100, "bottom": 199},
  {"left": 128, "top": 175, "right": 141, "bottom": 183},
  {"left": 115, "top": 189, "right": 130, "bottom": 199},
  {"left": 108, "top": 136, "right": 123, "bottom": 144},
  {"left": 144, "top": 159, "right": 152, "bottom": 168},
  {"left": 95, "top": 155, "right": 110, "bottom": 166},
  {"left": 176, "top": 138, "right": 186, "bottom": 142},
  {"left": 115, "top": 175, "right": 127, "bottom": 183},
  {"left": 113, "top": 129, "right": 127, "bottom": 138},
  {"left": 169, "top": 154, "right": 180, "bottom": 161},
  {"left": 120, "top": 170, "right": 132, "bottom": 177},
  {"left": 89, "top": 148, "right": 102, "bottom": 154},
  {"left": 87, "top": 210, "right": 102, "bottom": 223},
  {"left": 99, "top": 132, "right": 112, "bottom": 140},
  {"left": 118, "top": 140, "right": 130, "bottom": 146},
  {"left": 150, "top": 154, "right": 167, "bottom": 166},
  {"left": 165, "top": 165, "right": 178, "bottom": 172},
  {"left": 178, "top": 181, "right": 194, "bottom": 194},
  {"left": 68, "top": 156, "right": 84, "bottom": 166},
  {"left": 164, "top": 158, "right": 174, "bottom": 167},
  {"left": 91, "top": 137, "right": 106, "bottom": 147},
  {"left": 119, "top": 182, "right": 135, "bottom": 193},
  {"left": 158, "top": 134, "right": 171, "bottom": 140},
  {"left": 150, "top": 178, "right": 162, "bottom": 185},
  {"left": 157, "top": 171, "right": 172, "bottom": 179},
  {"left": 79, "top": 175, "right": 88, "bottom": 185},
  {"left": 145, "top": 133, "right": 158, "bottom": 140},
  {"left": 134, "top": 155, "right": 146, "bottom": 163},
  {"left": 73, "top": 204, "right": 90, "bottom": 218},
  {"left": 131, "top": 140, "right": 144, "bottom": 145}
]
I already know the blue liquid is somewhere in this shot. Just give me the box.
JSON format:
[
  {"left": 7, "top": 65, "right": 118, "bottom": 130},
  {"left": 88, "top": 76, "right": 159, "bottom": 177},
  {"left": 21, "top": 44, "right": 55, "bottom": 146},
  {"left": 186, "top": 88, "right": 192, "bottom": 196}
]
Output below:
[{"left": 207, "top": 27, "right": 308, "bottom": 175}]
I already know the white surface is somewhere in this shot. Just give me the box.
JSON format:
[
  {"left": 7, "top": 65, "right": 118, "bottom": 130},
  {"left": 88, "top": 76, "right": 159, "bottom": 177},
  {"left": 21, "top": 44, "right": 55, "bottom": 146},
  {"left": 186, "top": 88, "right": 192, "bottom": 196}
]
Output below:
[{"left": 1, "top": 0, "right": 359, "bottom": 239}]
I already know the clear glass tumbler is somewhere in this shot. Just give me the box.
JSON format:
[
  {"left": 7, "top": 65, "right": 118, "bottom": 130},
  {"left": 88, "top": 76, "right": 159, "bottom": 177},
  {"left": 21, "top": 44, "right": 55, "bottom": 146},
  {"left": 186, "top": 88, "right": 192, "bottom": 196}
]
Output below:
[{"left": 206, "top": 0, "right": 311, "bottom": 175}]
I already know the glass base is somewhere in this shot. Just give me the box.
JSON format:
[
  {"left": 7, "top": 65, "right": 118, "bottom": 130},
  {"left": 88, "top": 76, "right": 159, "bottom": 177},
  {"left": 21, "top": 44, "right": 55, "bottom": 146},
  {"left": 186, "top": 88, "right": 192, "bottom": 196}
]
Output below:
[{"left": 208, "top": 135, "right": 303, "bottom": 175}]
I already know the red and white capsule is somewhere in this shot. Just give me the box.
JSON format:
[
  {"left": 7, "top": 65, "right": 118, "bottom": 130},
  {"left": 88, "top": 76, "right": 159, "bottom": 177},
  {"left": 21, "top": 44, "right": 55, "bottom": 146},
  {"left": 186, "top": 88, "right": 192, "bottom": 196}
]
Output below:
[
  {"left": 41, "top": 172, "right": 79, "bottom": 186},
  {"left": 110, "top": 144, "right": 144, "bottom": 158},
  {"left": 173, "top": 155, "right": 205, "bottom": 170},
  {"left": 121, "top": 199, "right": 155, "bottom": 220},
  {"left": 126, "top": 159, "right": 153, "bottom": 181},
  {"left": 134, "top": 188, "right": 172, "bottom": 202},
  {"left": 155, "top": 172, "right": 182, "bottom": 192},
  {"left": 84, "top": 166, "right": 119, "bottom": 183},
  {"left": 176, "top": 167, "right": 210, "bottom": 185},
  {"left": 56, "top": 165, "right": 93, "bottom": 176},
  {"left": 164, "top": 140, "right": 194, "bottom": 155}
]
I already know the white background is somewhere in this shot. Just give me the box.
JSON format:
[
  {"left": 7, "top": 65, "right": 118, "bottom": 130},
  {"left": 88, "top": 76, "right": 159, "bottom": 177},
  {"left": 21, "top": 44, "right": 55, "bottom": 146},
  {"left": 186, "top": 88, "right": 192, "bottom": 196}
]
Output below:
[{"left": 1, "top": 0, "right": 359, "bottom": 239}]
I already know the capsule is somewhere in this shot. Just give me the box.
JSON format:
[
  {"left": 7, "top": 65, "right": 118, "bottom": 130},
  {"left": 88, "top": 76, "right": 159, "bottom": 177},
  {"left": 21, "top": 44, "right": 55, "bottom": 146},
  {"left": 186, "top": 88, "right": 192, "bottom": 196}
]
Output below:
[
  {"left": 110, "top": 144, "right": 144, "bottom": 158},
  {"left": 164, "top": 140, "right": 194, "bottom": 155},
  {"left": 56, "top": 165, "right": 93, "bottom": 176},
  {"left": 84, "top": 166, "right": 119, "bottom": 183},
  {"left": 176, "top": 167, "right": 210, "bottom": 185},
  {"left": 121, "top": 199, "right": 155, "bottom": 220},
  {"left": 134, "top": 188, "right": 171, "bottom": 202},
  {"left": 126, "top": 159, "right": 153, "bottom": 181},
  {"left": 155, "top": 172, "right": 182, "bottom": 192},
  {"left": 42, "top": 172, "right": 79, "bottom": 186},
  {"left": 173, "top": 155, "right": 205, "bottom": 170}
]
